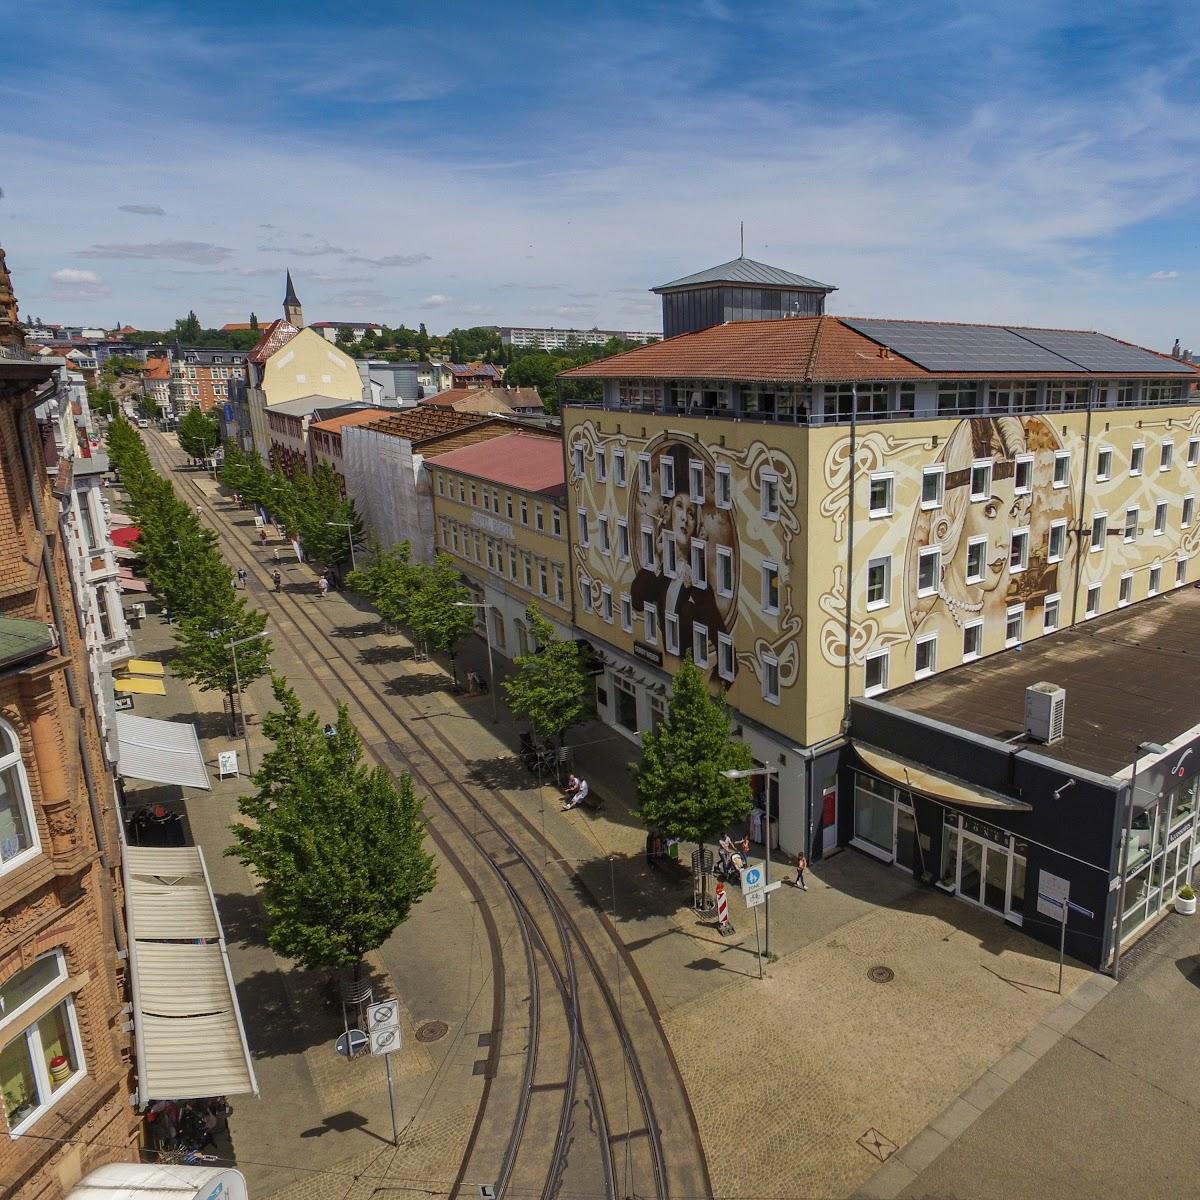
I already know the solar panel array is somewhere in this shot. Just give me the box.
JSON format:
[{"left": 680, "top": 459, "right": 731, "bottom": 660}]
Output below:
[{"left": 841, "top": 318, "right": 1194, "bottom": 375}]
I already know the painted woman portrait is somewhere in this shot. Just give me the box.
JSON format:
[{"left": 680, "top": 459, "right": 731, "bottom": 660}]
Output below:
[{"left": 905, "top": 416, "right": 1074, "bottom": 640}]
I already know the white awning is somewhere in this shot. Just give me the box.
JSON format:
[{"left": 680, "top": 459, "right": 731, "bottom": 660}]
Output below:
[
  {"left": 68, "top": 1163, "right": 248, "bottom": 1200},
  {"left": 123, "top": 846, "right": 258, "bottom": 1102},
  {"left": 116, "top": 713, "right": 210, "bottom": 790},
  {"left": 855, "top": 745, "right": 1033, "bottom": 813}
]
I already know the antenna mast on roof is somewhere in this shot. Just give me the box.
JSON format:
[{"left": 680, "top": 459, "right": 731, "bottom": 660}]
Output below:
[{"left": 740, "top": 221, "right": 744, "bottom": 258}]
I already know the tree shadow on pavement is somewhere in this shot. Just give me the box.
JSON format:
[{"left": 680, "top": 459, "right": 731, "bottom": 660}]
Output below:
[
  {"left": 359, "top": 644, "right": 415, "bottom": 667},
  {"left": 214, "top": 891, "right": 271, "bottom": 951},
  {"left": 1174, "top": 954, "right": 1200, "bottom": 990},
  {"left": 229, "top": 968, "right": 336, "bottom": 1058},
  {"left": 332, "top": 621, "right": 382, "bottom": 641},
  {"left": 383, "top": 673, "right": 447, "bottom": 698},
  {"left": 567, "top": 850, "right": 695, "bottom": 925},
  {"left": 464, "top": 754, "right": 533, "bottom": 791}
]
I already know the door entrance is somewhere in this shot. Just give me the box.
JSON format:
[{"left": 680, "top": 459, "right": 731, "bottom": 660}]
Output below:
[
  {"left": 946, "top": 815, "right": 1026, "bottom": 925},
  {"left": 821, "top": 783, "right": 838, "bottom": 855},
  {"left": 895, "top": 806, "right": 917, "bottom": 871}
]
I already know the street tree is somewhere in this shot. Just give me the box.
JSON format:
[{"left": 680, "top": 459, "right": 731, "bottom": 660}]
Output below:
[
  {"left": 175, "top": 310, "right": 203, "bottom": 343},
  {"left": 346, "top": 540, "right": 419, "bottom": 628},
  {"left": 217, "top": 442, "right": 251, "bottom": 498},
  {"left": 226, "top": 679, "right": 437, "bottom": 976},
  {"left": 503, "top": 605, "right": 590, "bottom": 746},
  {"left": 291, "top": 463, "right": 364, "bottom": 571},
  {"left": 634, "top": 655, "right": 753, "bottom": 847},
  {"left": 177, "top": 406, "right": 220, "bottom": 461},
  {"left": 404, "top": 554, "right": 475, "bottom": 685}
]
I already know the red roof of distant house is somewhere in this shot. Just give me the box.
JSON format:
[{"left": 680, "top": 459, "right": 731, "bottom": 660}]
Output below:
[
  {"left": 221, "top": 322, "right": 259, "bottom": 332},
  {"left": 248, "top": 319, "right": 300, "bottom": 363},
  {"left": 111, "top": 525, "right": 141, "bottom": 548},
  {"left": 144, "top": 357, "right": 170, "bottom": 380},
  {"left": 309, "top": 408, "right": 392, "bottom": 436},
  {"left": 448, "top": 362, "right": 502, "bottom": 379},
  {"left": 427, "top": 430, "right": 565, "bottom": 498}
]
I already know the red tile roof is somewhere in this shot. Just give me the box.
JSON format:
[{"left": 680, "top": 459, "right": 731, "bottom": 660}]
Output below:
[
  {"left": 427, "top": 430, "right": 565, "bottom": 497},
  {"left": 143, "top": 357, "right": 170, "bottom": 380},
  {"left": 309, "top": 407, "right": 392, "bottom": 436},
  {"left": 248, "top": 318, "right": 299, "bottom": 364},
  {"left": 421, "top": 386, "right": 543, "bottom": 412}
]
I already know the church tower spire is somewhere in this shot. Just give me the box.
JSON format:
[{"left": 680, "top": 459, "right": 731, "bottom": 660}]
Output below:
[{"left": 283, "top": 269, "right": 303, "bottom": 328}]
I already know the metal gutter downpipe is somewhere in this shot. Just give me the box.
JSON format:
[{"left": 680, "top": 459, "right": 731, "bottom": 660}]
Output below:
[
  {"left": 1068, "top": 387, "right": 1096, "bottom": 628},
  {"left": 842, "top": 386, "right": 858, "bottom": 732},
  {"left": 16, "top": 403, "right": 126, "bottom": 954}
]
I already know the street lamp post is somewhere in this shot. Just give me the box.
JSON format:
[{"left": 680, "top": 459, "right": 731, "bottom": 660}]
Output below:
[
  {"left": 454, "top": 601, "right": 498, "bottom": 723},
  {"left": 228, "top": 630, "right": 270, "bottom": 775},
  {"left": 1112, "top": 739, "right": 1168, "bottom": 980},
  {"left": 722, "top": 763, "right": 779, "bottom": 976},
  {"left": 327, "top": 521, "right": 356, "bottom": 573}
]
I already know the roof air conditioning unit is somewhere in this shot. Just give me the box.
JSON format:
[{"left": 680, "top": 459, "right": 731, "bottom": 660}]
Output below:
[{"left": 1025, "top": 682, "right": 1066, "bottom": 744}]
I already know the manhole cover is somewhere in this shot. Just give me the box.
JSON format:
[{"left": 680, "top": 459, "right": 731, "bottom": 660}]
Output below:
[
  {"left": 416, "top": 1020, "right": 449, "bottom": 1043},
  {"left": 867, "top": 966, "right": 895, "bottom": 984}
]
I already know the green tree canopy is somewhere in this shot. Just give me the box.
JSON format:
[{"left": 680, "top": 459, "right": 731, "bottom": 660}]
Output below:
[
  {"left": 226, "top": 678, "right": 437, "bottom": 973},
  {"left": 290, "top": 463, "right": 365, "bottom": 568},
  {"left": 176, "top": 310, "right": 203, "bottom": 343},
  {"left": 634, "top": 655, "right": 753, "bottom": 845},
  {"left": 177, "top": 406, "right": 220, "bottom": 460},
  {"left": 346, "top": 540, "right": 419, "bottom": 627},
  {"left": 404, "top": 554, "right": 475, "bottom": 684},
  {"left": 503, "top": 605, "right": 590, "bottom": 745}
]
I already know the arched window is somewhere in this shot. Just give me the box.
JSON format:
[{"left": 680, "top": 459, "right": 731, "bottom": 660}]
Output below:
[{"left": 0, "top": 719, "right": 37, "bottom": 873}]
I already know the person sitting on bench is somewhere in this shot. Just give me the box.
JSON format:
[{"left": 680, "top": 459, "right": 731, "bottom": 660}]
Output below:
[{"left": 561, "top": 774, "right": 590, "bottom": 811}]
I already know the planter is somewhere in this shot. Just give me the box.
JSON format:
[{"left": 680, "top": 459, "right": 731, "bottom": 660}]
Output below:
[{"left": 1175, "top": 893, "right": 1197, "bottom": 915}]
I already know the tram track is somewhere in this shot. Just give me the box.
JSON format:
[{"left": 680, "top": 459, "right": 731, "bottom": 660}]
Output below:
[{"left": 141, "top": 434, "right": 710, "bottom": 1200}]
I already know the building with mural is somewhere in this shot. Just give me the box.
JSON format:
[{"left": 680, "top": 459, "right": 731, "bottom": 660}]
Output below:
[{"left": 560, "top": 260, "right": 1200, "bottom": 902}]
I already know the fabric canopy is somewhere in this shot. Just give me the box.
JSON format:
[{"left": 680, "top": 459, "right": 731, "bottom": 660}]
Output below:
[
  {"left": 126, "top": 658, "right": 165, "bottom": 676},
  {"left": 122, "top": 847, "right": 257, "bottom": 1102},
  {"left": 120, "top": 578, "right": 149, "bottom": 594},
  {"left": 105, "top": 510, "right": 134, "bottom": 526},
  {"left": 114, "top": 677, "right": 166, "bottom": 696},
  {"left": 854, "top": 745, "right": 1032, "bottom": 813},
  {"left": 111, "top": 525, "right": 141, "bottom": 548},
  {"left": 115, "top": 713, "right": 209, "bottom": 789}
]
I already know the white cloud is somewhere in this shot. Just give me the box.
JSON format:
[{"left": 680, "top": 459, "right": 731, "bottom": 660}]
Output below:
[
  {"left": 1150, "top": 269, "right": 1180, "bottom": 280},
  {"left": 51, "top": 268, "right": 102, "bottom": 285},
  {"left": 79, "top": 240, "right": 233, "bottom": 264},
  {"left": 48, "top": 267, "right": 109, "bottom": 300},
  {"left": 418, "top": 293, "right": 451, "bottom": 308},
  {"left": 118, "top": 203, "right": 164, "bottom": 216}
]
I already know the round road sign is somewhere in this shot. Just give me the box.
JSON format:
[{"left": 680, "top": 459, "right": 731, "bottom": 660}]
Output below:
[{"left": 335, "top": 1028, "right": 368, "bottom": 1058}]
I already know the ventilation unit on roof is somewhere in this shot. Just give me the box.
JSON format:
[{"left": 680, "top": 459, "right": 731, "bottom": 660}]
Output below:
[{"left": 1025, "top": 682, "right": 1066, "bottom": 745}]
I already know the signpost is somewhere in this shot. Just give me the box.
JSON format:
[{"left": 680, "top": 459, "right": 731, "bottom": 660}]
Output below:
[
  {"left": 335, "top": 1029, "right": 367, "bottom": 1058},
  {"left": 1036, "top": 870, "right": 1089, "bottom": 994},
  {"left": 217, "top": 750, "right": 239, "bottom": 780},
  {"left": 367, "top": 1000, "right": 402, "bottom": 1146}
]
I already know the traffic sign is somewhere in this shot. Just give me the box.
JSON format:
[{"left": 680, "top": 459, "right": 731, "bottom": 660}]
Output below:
[
  {"left": 367, "top": 999, "right": 403, "bottom": 1057},
  {"left": 741, "top": 860, "right": 767, "bottom": 908},
  {"left": 335, "top": 1029, "right": 368, "bottom": 1058},
  {"left": 370, "top": 1025, "right": 403, "bottom": 1056},
  {"left": 1066, "top": 900, "right": 1094, "bottom": 919}
]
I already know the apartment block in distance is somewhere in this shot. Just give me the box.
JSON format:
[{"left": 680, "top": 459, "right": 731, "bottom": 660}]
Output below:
[
  {"left": 501, "top": 326, "right": 661, "bottom": 351},
  {"left": 560, "top": 255, "right": 1200, "bottom": 958}
]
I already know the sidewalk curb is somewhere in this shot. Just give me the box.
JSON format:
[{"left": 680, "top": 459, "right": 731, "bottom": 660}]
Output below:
[{"left": 852, "top": 971, "right": 1118, "bottom": 1199}]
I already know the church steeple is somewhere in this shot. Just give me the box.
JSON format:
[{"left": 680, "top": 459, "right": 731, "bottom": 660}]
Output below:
[{"left": 283, "top": 269, "right": 303, "bottom": 328}]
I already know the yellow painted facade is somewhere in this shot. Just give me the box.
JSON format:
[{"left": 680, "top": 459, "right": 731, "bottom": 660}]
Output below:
[{"left": 564, "top": 402, "right": 1200, "bottom": 746}]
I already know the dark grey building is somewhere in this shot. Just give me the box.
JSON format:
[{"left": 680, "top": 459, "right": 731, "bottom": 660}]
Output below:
[{"left": 651, "top": 256, "right": 837, "bottom": 339}]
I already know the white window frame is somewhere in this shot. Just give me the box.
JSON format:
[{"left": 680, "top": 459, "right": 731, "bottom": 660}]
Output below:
[
  {"left": 762, "top": 561, "right": 781, "bottom": 615},
  {"left": 576, "top": 508, "right": 589, "bottom": 548},
  {"left": 863, "top": 648, "right": 889, "bottom": 697},
  {"left": 760, "top": 472, "right": 780, "bottom": 520},
  {"left": 665, "top": 612, "right": 680, "bottom": 654},
  {"left": 1130, "top": 443, "right": 1145, "bottom": 476},
  {"left": 1184, "top": 496, "right": 1196, "bottom": 530},
  {"left": 643, "top": 604, "right": 658, "bottom": 644},
  {"left": 572, "top": 443, "right": 584, "bottom": 478},
  {"left": 639, "top": 526, "right": 656, "bottom": 571},
  {"left": 866, "top": 555, "right": 891, "bottom": 610},
  {"left": 1009, "top": 527, "right": 1030, "bottom": 573},
  {"left": 715, "top": 464, "right": 732, "bottom": 509},
  {"left": 1161, "top": 440, "right": 1174, "bottom": 472},
  {"left": 1189, "top": 438, "right": 1200, "bottom": 468},
  {"left": 692, "top": 622, "right": 709, "bottom": 667},
  {"left": 1047, "top": 520, "right": 1066, "bottom": 564},
  {"left": 717, "top": 632, "right": 735, "bottom": 682},
  {"left": 1154, "top": 500, "right": 1168, "bottom": 536},
  {"left": 1085, "top": 582, "right": 1101, "bottom": 617},
  {"left": 917, "top": 546, "right": 941, "bottom": 597},
  {"left": 1013, "top": 454, "right": 1033, "bottom": 496},
  {"left": 552, "top": 507, "right": 561, "bottom": 537},
  {"left": 638, "top": 453, "right": 652, "bottom": 494},
  {"left": 1044, "top": 593, "right": 1061, "bottom": 633},
  {"left": 868, "top": 472, "right": 894, "bottom": 518},
  {"left": 761, "top": 651, "right": 780, "bottom": 704},
  {"left": 962, "top": 620, "right": 983, "bottom": 661},
  {"left": 595, "top": 446, "right": 607, "bottom": 483},
  {"left": 663, "top": 534, "right": 678, "bottom": 578},
  {"left": 613, "top": 448, "right": 626, "bottom": 485},
  {"left": 660, "top": 458, "right": 675, "bottom": 498},
  {"left": 1149, "top": 564, "right": 1162, "bottom": 596},
  {"left": 620, "top": 593, "right": 633, "bottom": 632},
  {"left": 964, "top": 535, "right": 986, "bottom": 584},
  {"left": 715, "top": 545, "right": 734, "bottom": 597},
  {"left": 1053, "top": 450, "right": 1070, "bottom": 489},
  {"left": 1124, "top": 506, "right": 1139, "bottom": 543},
  {"left": 616, "top": 518, "right": 630, "bottom": 561},
  {"left": 689, "top": 459, "right": 705, "bottom": 504},
  {"left": 969, "top": 460, "right": 993, "bottom": 501},
  {"left": 1096, "top": 446, "right": 1113, "bottom": 481},
  {"left": 1004, "top": 603, "right": 1024, "bottom": 647},
  {"left": 690, "top": 538, "right": 707, "bottom": 588},
  {"left": 580, "top": 575, "right": 593, "bottom": 614},
  {"left": 921, "top": 466, "right": 945, "bottom": 510},
  {"left": 1090, "top": 512, "right": 1107, "bottom": 551},
  {"left": 1118, "top": 573, "right": 1133, "bottom": 607},
  {"left": 598, "top": 513, "right": 610, "bottom": 554},
  {"left": 914, "top": 633, "right": 937, "bottom": 678},
  {"left": 0, "top": 719, "right": 39, "bottom": 876},
  {"left": 1176, "top": 558, "right": 1188, "bottom": 587}
]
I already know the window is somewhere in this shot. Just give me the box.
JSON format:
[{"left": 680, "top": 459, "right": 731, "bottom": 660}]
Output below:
[
  {"left": 915, "top": 634, "right": 937, "bottom": 678},
  {"left": 538, "top": 561, "right": 548, "bottom": 594},
  {"left": 1185, "top": 496, "right": 1196, "bottom": 529},
  {"left": 630, "top": 530, "right": 652, "bottom": 577},
  {"left": 716, "top": 546, "right": 734, "bottom": 596},
  {"left": 576, "top": 508, "right": 589, "bottom": 547},
  {"left": 660, "top": 458, "right": 675, "bottom": 497},
  {"left": 616, "top": 519, "right": 630, "bottom": 561},
  {"left": 601, "top": 586, "right": 613, "bottom": 623},
  {"left": 1009, "top": 528, "right": 1030, "bottom": 573},
  {"left": 690, "top": 538, "right": 707, "bottom": 588},
  {"left": 1053, "top": 451, "right": 1070, "bottom": 488},
  {"left": 555, "top": 565, "right": 565, "bottom": 604},
  {"left": 962, "top": 620, "right": 983, "bottom": 661},
  {"left": 520, "top": 498, "right": 528, "bottom": 525},
  {"left": 572, "top": 443, "right": 584, "bottom": 478},
  {"left": 437, "top": 475, "right": 445, "bottom": 496},
  {"left": 866, "top": 555, "right": 891, "bottom": 609},
  {"left": 535, "top": 505, "right": 545, "bottom": 532},
  {"left": 552, "top": 508, "right": 561, "bottom": 536},
  {"left": 643, "top": 604, "right": 658, "bottom": 644},
  {"left": 620, "top": 593, "right": 633, "bottom": 631},
  {"left": 1004, "top": 604, "right": 1024, "bottom": 647},
  {"left": 762, "top": 652, "right": 780, "bottom": 704},
  {"left": 1154, "top": 501, "right": 1168, "bottom": 536},
  {"left": 1124, "top": 506, "right": 1139, "bottom": 543},
  {"left": 458, "top": 481, "right": 466, "bottom": 502},
  {"left": 1014, "top": 454, "right": 1033, "bottom": 495},
  {"left": 715, "top": 464, "right": 732, "bottom": 509},
  {"left": 917, "top": 546, "right": 941, "bottom": 596},
  {"left": 0, "top": 721, "right": 36, "bottom": 873},
  {"left": 1161, "top": 441, "right": 1174, "bottom": 472},
  {"left": 598, "top": 514, "right": 610, "bottom": 553},
  {"left": 864, "top": 649, "right": 889, "bottom": 696},
  {"left": 1189, "top": 439, "right": 1200, "bottom": 468},
  {"left": 665, "top": 612, "right": 680, "bottom": 654},
  {"left": 1085, "top": 582, "right": 1101, "bottom": 617},
  {"left": 1149, "top": 564, "right": 1162, "bottom": 596},
  {"left": 692, "top": 623, "right": 709, "bottom": 667},
  {"left": 451, "top": 525, "right": 460, "bottom": 553},
  {"left": 508, "top": 547, "right": 517, "bottom": 578},
  {"left": 958, "top": 535, "right": 985, "bottom": 584},
  {"left": 470, "top": 483, "right": 477, "bottom": 506},
  {"left": 689, "top": 460, "right": 705, "bottom": 503},
  {"left": 595, "top": 446, "right": 607, "bottom": 482},
  {"left": 1048, "top": 520, "right": 1067, "bottom": 564},
  {"left": 1130, "top": 443, "right": 1144, "bottom": 475},
  {"left": 613, "top": 448, "right": 626, "bottom": 485},
  {"left": 638, "top": 454, "right": 652, "bottom": 493},
  {"left": 663, "top": 534, "right": 678, "bottom": 577},
  {"left": 580, "top": 576, "right": 593, "bottom": 613},
  {"left": 523, "top": 554, "right": 532, "bottom": 588},
  {"left": 868, "top": 473, "right": 894, "bottom": 518},
  {"left": 1090, "top": 513, "right": 1107, "bottom": 551},
  {"left": 970, "top": 461, "right": 992, "bottom": 501},
  {"left": 1044, "top": 593, "right": 1061, "bottom": 632},
  {"left": 0, "top": 951, "right": 85, "bottom": 1134},
  {"left": 1096, "top": 447, "right": 1113, "bottom": 481},
  {"left": 1118, "top": 573, "right": 1133, "bottom": 606},
  {"left": 1177, "top": 558, "right": 1188, "bottom": 587},
  {"left": 921, "top": 466, "right": 945, "bottom": 510},
  {"left": 762, "top": 562, "right": 780, "bottom": 614},
  {"left": 760, "top": 472, "right": 780, "bottom": 519},
  {"left": 718, "top": 633, "right": 735, "bottom": 681}
]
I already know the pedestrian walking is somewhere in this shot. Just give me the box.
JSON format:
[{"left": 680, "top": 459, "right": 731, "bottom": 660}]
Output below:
[
  {"left": 259, "top": 528, "right": 267, "bottom": 547},
  {"left": 236, "top": 566, "right": 247, "bottom": 589},
  {"left": 272, "top": 570, "right": 282, "bottom": 593},
  {"left": 318, "top": 575, "right": 329, "bottom": 599},
  {"left": 272, "top": 546, "right": 280, "bottom": 564},
  {"left": 793, "top": 850, "right": 808, "bottom": 890}
]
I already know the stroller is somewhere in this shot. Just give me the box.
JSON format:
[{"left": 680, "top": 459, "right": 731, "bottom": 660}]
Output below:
[{"left": 715, "top": 849, "right": 746, "bottom": 885}]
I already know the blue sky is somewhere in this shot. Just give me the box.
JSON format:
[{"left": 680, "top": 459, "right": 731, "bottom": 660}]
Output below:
[{"left": 2, "top": 0, "right": 1199, "bottom": 348}]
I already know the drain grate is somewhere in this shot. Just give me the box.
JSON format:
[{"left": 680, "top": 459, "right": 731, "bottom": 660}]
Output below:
[
  {"left": 867, "top": 965, "right": 895, "bottom": 984},
  {"left": 416, "top": 1020, "right": 449, "bottom": 1043}
]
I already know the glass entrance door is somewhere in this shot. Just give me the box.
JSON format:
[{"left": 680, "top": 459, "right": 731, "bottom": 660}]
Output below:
[
  {"left": 896, "top": 807, "right": 918, "bottom": 871},
  {"left": 983, "top": 844, "right": 1008, "bottom": 913}
]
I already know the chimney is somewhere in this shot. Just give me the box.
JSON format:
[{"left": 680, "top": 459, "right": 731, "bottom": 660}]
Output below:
[{"left": 1172, "top": 338, "right": 1182, "bottom": 359}]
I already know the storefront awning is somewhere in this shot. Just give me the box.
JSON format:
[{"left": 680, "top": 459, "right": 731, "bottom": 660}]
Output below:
[
  {"left": 123, "top": 846, "right": 258, "bottom": 1103},
  {"left": 120, "top": 578, "right": 150, "bottom": 594},
  {"left": 127, "top": 658, "right": 165, "bottom": 676},
  {"left": 855, "top": 745, "right": 1032, "bottom": 813},
  {"left": 105, "top": 510, "right": 134, "bottom": 526},
  {"left": 111, "top": 525, "right": 141, "bottom": 548},
  {"left": 116, "top": 713, "right": 210, "bottom": 789},
  {"left": 68, "top": 1163, "right": 248, "bottom": 1200},
  {"left": 114, "top": 677, "right": 166, "bottom": 696}
]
